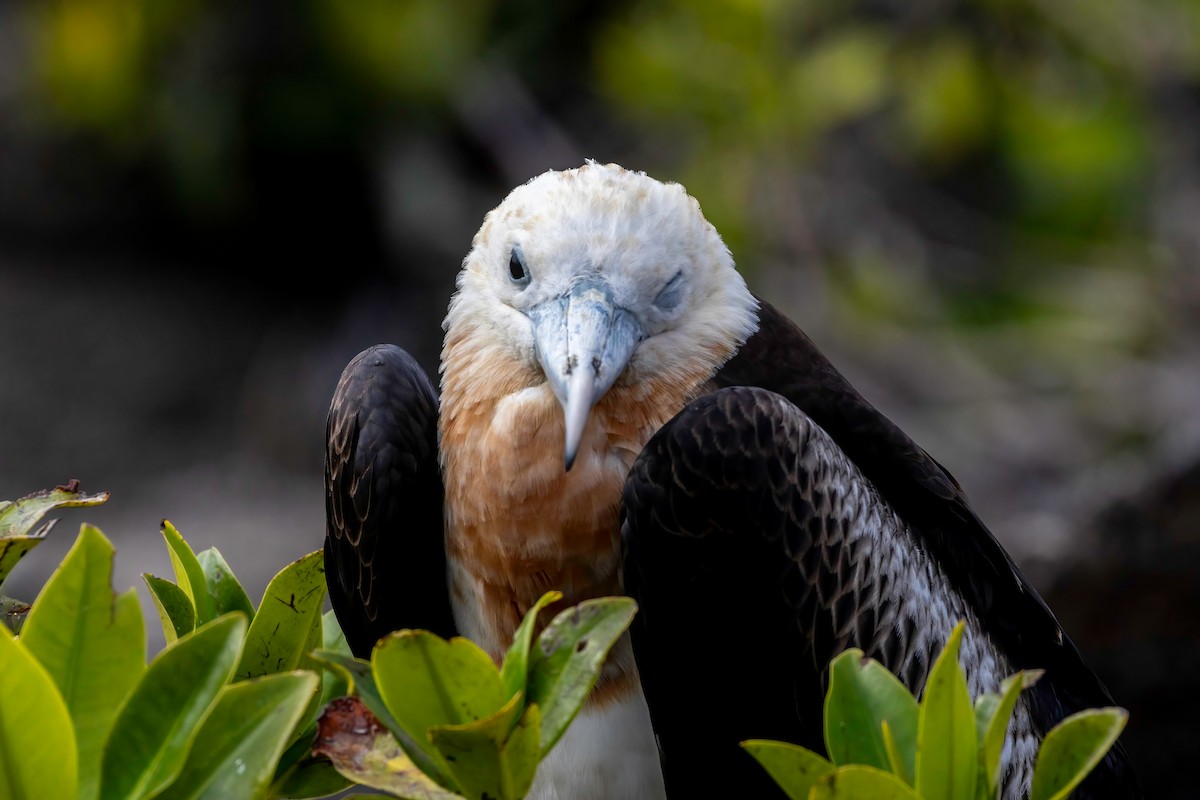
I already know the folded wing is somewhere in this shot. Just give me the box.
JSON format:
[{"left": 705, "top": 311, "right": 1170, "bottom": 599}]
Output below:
[{"left": 324, "top": 344, "right": 456, "bottom": 657}]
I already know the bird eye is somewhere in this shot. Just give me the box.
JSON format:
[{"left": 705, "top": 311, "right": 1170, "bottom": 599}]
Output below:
[
  {"left": 653, "top": 271, "right": 684, "bottom": 311},
  {"left": 509, "top": 246, "right": 530, "bottom": 285}
]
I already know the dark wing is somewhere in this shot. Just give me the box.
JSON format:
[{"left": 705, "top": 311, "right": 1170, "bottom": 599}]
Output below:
[
  {"left": 626, "top": 387, "right": 990, "bottom": 797},
  {"left": 719, "top": 300, "right": 1138, "bottom": 782},
  {"left": 623, "top": 299, "right": 1139, "bottom": 798},
  {"left": 324, "top": 344, "right": 456, "bottom": 657},
  {"left": 622, "top": 388, "right": 830, "bottom": 799},
  {"left": 714, "top": 298, "right": 1056, "bottom": 656}
]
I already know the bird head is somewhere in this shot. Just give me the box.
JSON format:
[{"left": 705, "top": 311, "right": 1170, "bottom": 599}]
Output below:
[{"left": 444, "top": 161, "right": 759, "bottom": 470}]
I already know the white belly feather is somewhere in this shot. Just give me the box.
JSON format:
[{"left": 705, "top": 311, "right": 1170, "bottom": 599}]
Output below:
[{"left": 527, "top": 682, "right": 667, "bottom": 800}]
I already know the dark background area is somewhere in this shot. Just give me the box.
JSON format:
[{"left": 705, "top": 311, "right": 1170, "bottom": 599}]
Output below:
[{"left": 2, "top": 1, "right": 1198, "bottom": 795}]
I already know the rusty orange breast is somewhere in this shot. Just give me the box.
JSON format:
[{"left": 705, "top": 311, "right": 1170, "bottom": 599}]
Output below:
[{"left": 438, "top": 327, "right": 722, "bottom": 702}]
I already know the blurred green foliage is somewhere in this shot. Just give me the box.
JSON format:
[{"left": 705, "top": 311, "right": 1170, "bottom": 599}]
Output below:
[
  {"left": 17, "top": 0, "right": 1197, "bottom": 344},
  {"left": 313, "top": 0, "right": 493, "bottom": 100}
]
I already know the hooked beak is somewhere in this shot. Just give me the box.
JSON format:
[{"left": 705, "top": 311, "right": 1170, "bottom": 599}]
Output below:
[{"left": 530, "top": 279, "right": 643, "bottom": 471}]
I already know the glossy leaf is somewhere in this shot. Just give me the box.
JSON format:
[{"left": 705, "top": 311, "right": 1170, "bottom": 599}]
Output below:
[
  {"left": 915, "top": 620, "right": 977, "bottom": 800},
  {"left": 309, "top": 612, "right": 352, "bottom": 737},
  {"left": 272, "top": 728, "right": 319, "bottom": 791},
  {"left": 811, "top": 765, "right": 923, "bottom": 799},
  {"left": 285, "top": 604, "right": 326, "bottom": 747},
  {"left": 429, "top": 693, "right": 539, "bottom": 800},
  {"left": 976, "top": 670, "right": 1042, "bottom": 794},
  {"left": 237, "top": 549, "right": 325, "bottom": 680},
  {"left": 742, "top": 739, "right": 835, "bottom": 800},
  {"left": 0, "top": 627, "right": 78, "bottom": 800},
  {"left": 500, "top": 590, "right": 562, "bottom": 702},
  {"left": 268, "top": 757, "right": 354, "bottom": 800},
  {"left": 0, "top": 483, "right": 108, "bottom": 589},
  {"left": 0, "top": 536, "right": 42, "bottom": 588},
  {"left": 1029, "top": 707, "right": 1128, "bottom": 800},
  {"left": 162, "top": 520, "right": 215, "bottom": 625},
  {"left": 499, "top": 702, "right": 542, "bottom": 800},
  {"left": 881, "top": 721, "right": 908, "bottom": 785},
  {"left": 308, "top": 649, "right": 455, "bottom": 789},
  {"left": 526, "top": 596, "right": 637, "bottom": 755},
  {"left": 823, "top": 648, "right": 918, "bottom": 779},
  {"left": 313, "top": 696, "right": 464, "bottom": 800},
  {"left": 155, "top": 671, "right": 319, "bottom": 800},
  {"left": 197, "top": 547, "right": 256, "bottom": 620},
  {"left": 143, "top": 573, "right": 195, "bottom": 644},
  {"left": 373, "top": 630, "right": 508, "bottom": 726},
  {"left": 373, "top": 629, "right": 507, "bottom": 784},
  {"left": 1, "top": 594, "right": 31, "bottom": 634},
  {"left": 276, "top": 610, "right": 356, "bottom": 783},
  {"left": 0, "top": 483, "right": 109, "bottom": 539},
  {"left": 99, "top": 613, "right": 246, "bottom": 800},
  {"left": 21, "top": 525, "right": 146, "bottom": 800},
  {"left": 318, "top": 610, "right": 351, "bottom": 706}
]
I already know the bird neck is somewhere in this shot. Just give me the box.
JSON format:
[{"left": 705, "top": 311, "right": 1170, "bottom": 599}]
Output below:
[{"left": 438, "top": 326, "right": 716, "bottom": 685}]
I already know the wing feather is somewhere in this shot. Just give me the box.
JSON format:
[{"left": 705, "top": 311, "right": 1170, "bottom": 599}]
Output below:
[
  {"left": 623, "top": 299, "right": 1139, "bottom": 798},
  {"left": 717, "top": 299, "right": 1132, "bottom": 736},
  {"left": 324, "top": 344, "right": 455, "bottom": 657},
  {"left": 623, "top": 388, "right": 852, "bottom": 798}
]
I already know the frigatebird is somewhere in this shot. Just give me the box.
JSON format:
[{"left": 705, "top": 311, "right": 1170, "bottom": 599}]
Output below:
[{"left": 323, "top": 161, "right": 1138, "bottom": 799}]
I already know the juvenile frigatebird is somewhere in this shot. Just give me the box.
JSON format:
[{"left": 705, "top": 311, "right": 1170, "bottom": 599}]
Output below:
[{"left": 323, "top": 161, "right": 1138, "bottom": 799}]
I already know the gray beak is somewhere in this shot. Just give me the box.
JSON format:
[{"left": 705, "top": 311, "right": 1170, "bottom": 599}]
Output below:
[{"left": 530, "top": 279, "right": 643, "bottom": 471}]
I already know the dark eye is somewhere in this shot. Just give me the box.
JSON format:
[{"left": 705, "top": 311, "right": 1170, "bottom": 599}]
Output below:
[{"left": 509, "top": 246, "right": 530, "bottom": 285}]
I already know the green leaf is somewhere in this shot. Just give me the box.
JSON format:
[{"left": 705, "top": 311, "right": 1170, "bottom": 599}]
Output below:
[
  {"left": 284, "top": 605, "right": 326, "bottom": 748},
  {"left": 526, "top": 596, "right": 638, "bottom": 755},
  {"left": 1029, "top": 707, "right": 1128, "bottom": 800},
  {"left": 309, "top": 649, "right": 457, "bottom": 790},
  {"left": 811, "top": 765, "right": 923, "bottom": 799},
  {"left": 197, "top": 547, "right": 256, "bottom": 620},
  {"left": 500, "top": 590, "right": 562, "bottom": 701},
  {"left": 318, "top": 610, "right": 351, "bottom": 706},
  {"left": 272, "top": 728, "right": 318, "bottom": 789},
  {"left": 237, "top": 549, "right": 325, "bottom": 680},
  {"left": 154, "top": 670, "right": 320, "bottom": 800},
  {"left": 275, "top": 610, "right": 356, "bottom": 782},
  {"left": 313, "top": 696, "right": 465, "bottom": 800},
  {"left": 881, "top": 722, "right": 908, "bottom": 785},
  {"left": 0, "top": 627, "right": 78, "bottom": 800},
  {"left": 742, "top": 739, "right": 835, "bottom": 800},
  {"left": 0, "top": 483, "right": 108, "bottom": 589},
  {"left": 976, "top": 670, "right": 1042, "bottom": 795},
  {"left": 373, "top": 629, "right": 507, "bottom": 784},
  {"left": 373, "top": 630, "right": 508, "bottom": 727},
  {"left": 143, "top": 574, "right": 195, "bottom": 644},
  {"left": 823, "top": 648, "right": 919, "bottom": 779},
  {"left": 99, "top": 612, "right": 247, "bottom": 800},
  {"left": 915, "top": 621, "right": 977, "bottom": 800},
  {"left": 499, "top": 702, "right": 541, "bottom": 800},
  {"left": 268, "top": 756, "right": 354, "bottom": 800},
  {"left": 1, "top": 594, "right": 31, "bottom": 634},
  {"left": 20, "top": 525, "right": 147, "bottom": 800},
  {"left": 321, "top": 610, "right": 350, "bottom": 653},
  {"left": 0, "top": 483, "right": 109, "bottom": 539},
  {"left": 0, "top": 537, "right": 43, "bottom": 588},
  {"left": 162, "top": 520, "right": 215, "bottom": 625},
  {"left": 310, "top": 611, "right": 352, "bottom": 735},
  {"left": 428, "top": 692, "right": 539, "bottom": 800},
  {"left": 973, "top": 693, "right": 1000, "bottom": 735}
]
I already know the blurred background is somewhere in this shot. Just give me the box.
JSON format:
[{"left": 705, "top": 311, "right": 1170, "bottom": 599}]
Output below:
[{"left": 1, "top": 0, "right": 1197, "bottom": 794}]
